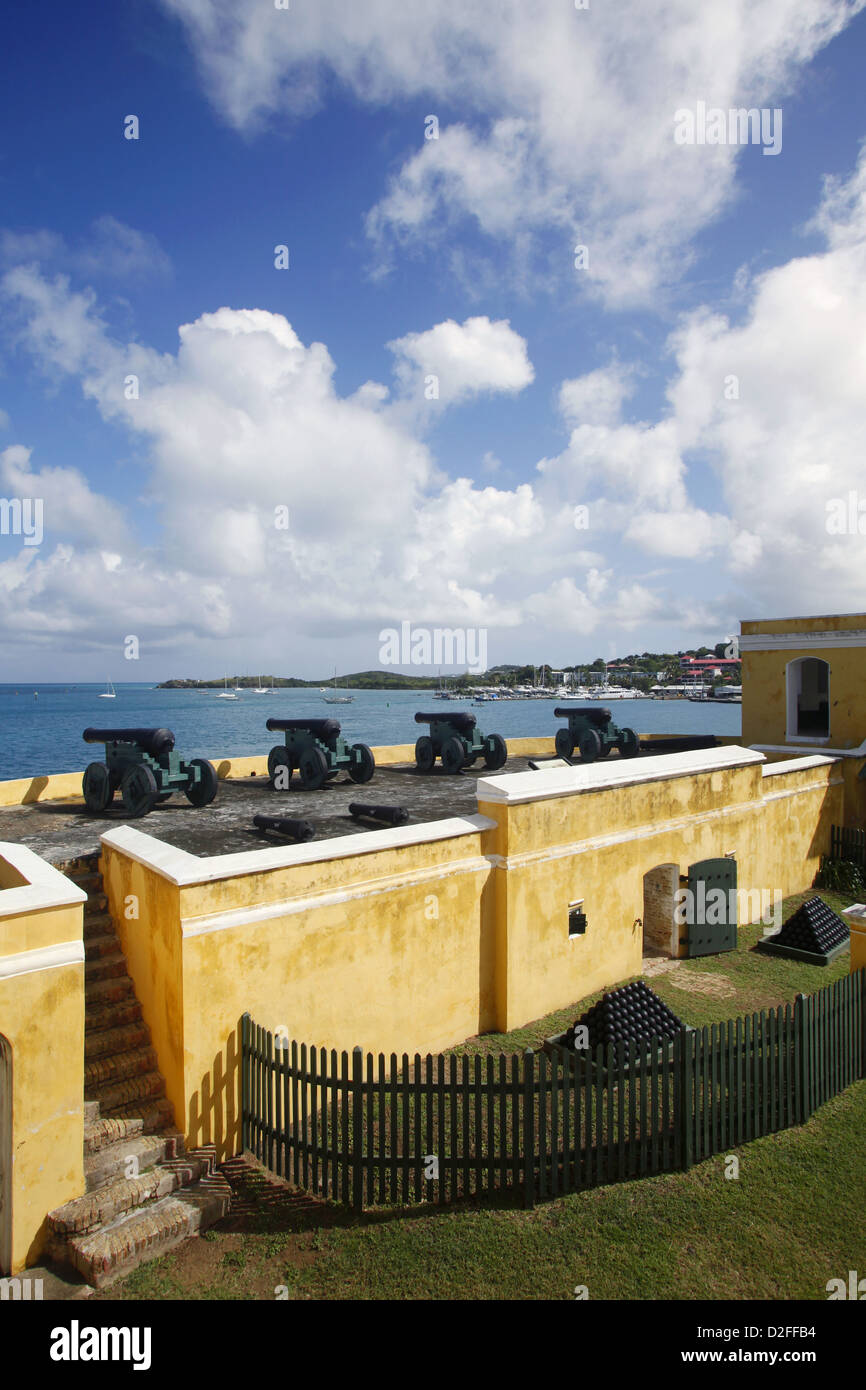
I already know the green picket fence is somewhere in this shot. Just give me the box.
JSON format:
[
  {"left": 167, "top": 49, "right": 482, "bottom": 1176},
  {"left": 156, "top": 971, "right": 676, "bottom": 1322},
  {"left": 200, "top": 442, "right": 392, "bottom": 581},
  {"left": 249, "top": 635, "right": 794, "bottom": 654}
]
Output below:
[
  {"left": 241, "top": 971, "right": 865, "bottom": 1213},
  {"left": 830, "top": 824, "right": 866, "bottom": 867}
]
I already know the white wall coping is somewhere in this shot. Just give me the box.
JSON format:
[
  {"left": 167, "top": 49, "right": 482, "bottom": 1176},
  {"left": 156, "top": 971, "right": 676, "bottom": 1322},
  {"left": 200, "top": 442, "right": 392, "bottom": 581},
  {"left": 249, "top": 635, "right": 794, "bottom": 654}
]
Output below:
[
  {"left": 0, "top": 841, "right": 88, "bottom": 921},
  {"left": 0, "top": 939, "right": 85, "bottom": 979},
  {"left": 100, "top": 813, "right": 498, "bottom": 887},
  {"left": 752, "top": 741, "right": 866, "bottom": 760},
  {"left": 475, "top": 745, "right": 766, "bottom": 806},
  {"left": 760, "top": 755, "right": 840, "bottom": 777},
  {"left": 739, "top": 627, "right": 866, "bottom": 651}
]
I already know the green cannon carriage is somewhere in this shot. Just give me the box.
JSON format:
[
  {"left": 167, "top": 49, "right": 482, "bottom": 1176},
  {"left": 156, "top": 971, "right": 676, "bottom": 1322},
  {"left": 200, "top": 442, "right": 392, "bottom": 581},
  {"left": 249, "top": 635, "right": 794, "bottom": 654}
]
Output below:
[
  {"left": 553, "top": 706, "right": 640, "bottom": 763},
  {"left": 82, "top": 727, "right": 218, "bottom": 818},
  {"left": 413, "top": 711, "right": 507, "bottom": 775},
  {"left": 266, "top": 717, "right": 375, "bottom": 792}
]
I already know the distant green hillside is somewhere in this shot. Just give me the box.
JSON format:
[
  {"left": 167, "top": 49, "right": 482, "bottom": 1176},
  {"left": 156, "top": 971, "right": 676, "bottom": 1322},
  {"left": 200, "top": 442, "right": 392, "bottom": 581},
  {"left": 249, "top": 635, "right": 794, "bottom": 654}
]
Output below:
[
  {"left": 157, "top": 671, "right": 439, "bottom": 690},
  {"left": 157, "top": 644, "right": 739, "bottom": 692}
]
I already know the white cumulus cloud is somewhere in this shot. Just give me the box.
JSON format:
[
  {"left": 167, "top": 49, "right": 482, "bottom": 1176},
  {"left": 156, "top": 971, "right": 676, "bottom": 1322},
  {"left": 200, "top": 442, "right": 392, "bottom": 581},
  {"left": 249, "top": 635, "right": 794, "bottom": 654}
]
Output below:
[
  {"left": 159, "top": 0, "right": 866, "bottom": 305},
  {"left": 388, "top": 316, "right": 534, "bottom": 405}
]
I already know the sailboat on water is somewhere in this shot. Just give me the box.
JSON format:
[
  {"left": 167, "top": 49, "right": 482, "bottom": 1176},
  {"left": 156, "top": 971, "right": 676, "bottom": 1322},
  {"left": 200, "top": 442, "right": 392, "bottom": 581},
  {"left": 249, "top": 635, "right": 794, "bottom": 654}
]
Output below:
[
  {"left": 98, "top": 680, "right": 116, "bottom": 699},
  {"left": 322, "top": 669, "right": 353, "bottom": 704},
  {"left": 216, "top": 676, "right": 238, "bottom": 700}
]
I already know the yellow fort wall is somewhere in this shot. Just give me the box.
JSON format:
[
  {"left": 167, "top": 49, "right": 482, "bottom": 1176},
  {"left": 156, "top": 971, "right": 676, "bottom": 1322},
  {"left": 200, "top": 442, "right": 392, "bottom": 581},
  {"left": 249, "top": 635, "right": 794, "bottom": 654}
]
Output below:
[
  {"left": 101, "top": 816, "right": 496, "bottom": 1161},
  {"left": 477, "top": 751, "right": 843, "bottom": 1031},
  {"left": 0, "top": 844, "right": 86, "bottom": 1273},
  {"left": 96, "top": 745, "right": 846, "bottom": 1166}
]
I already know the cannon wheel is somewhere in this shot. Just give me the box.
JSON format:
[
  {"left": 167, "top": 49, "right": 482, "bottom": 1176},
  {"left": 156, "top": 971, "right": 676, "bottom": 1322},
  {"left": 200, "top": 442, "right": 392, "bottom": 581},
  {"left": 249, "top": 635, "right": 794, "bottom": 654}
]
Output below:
[
  {"left": 299, "top": 746, "right": 329, "bottom": 791},
  {"left": 554, "top": 728, "right": 574, "bottom": 759},
  {"left": 83, "top": 762, "right": 112, "bottom": 813},
  {"left": 415, "top": 736, "right": 435, "bottom": 773},
  {"left": 598, "top": 742, "right": 612, "bottom": 757},
  {"left": 578, "top": 728, "right": 602, "bottom": 763},
  {"left": 441, "top": 736, "right": 466, "bottom": 775},
  {"left": 268, "top": 745, "right": 292, "bottom": 788},
  {"left": 120, "top": 764, "right": 158, "bottom": 818},
  {"left": 186, "top": 758, "right": 218, "bottom": 807},
  {"left": 348, "top": 743, "right": 375, "bottom": 784},
  {"left": 619, "top": 727, "right": 640, "bottom": 758},
  {"left": 484, "top": 733, "right": 507, "bottom": 770}
]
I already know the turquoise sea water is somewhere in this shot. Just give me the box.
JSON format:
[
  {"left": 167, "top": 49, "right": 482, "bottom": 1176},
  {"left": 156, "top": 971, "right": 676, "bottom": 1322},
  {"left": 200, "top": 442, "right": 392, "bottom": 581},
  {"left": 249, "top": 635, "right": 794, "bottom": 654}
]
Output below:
[{"left": 0, "top": 684, "right": 742, "bottom": 781}]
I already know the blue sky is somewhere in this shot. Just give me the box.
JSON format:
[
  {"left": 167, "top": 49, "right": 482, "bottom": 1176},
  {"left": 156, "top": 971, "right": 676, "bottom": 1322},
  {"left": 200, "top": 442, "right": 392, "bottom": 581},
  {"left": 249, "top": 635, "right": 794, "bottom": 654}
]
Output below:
[{"left": 1, "top": 0, "right": 865, "bottom": 680}]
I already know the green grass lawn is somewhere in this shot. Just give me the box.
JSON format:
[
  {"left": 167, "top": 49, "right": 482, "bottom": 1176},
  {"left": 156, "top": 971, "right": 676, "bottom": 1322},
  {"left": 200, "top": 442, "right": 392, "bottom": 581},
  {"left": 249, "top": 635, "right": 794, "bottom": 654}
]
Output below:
[{"left": 94, "top": 889, "right": 865, "bottom": 1302}]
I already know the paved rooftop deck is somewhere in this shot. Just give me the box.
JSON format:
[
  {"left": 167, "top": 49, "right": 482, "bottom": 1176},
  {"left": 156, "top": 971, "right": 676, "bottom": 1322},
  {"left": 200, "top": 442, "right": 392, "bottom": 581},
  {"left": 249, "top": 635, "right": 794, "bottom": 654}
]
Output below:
[{"left": 0, "top": 757, "right": 545, "bottom": 866}]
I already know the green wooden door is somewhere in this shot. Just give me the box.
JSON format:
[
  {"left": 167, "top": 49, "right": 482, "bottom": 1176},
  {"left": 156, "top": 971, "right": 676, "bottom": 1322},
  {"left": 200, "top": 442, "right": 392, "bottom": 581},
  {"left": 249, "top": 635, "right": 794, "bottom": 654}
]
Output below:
[{"left": 684, "top": 857, "right": 737, "bottom": 957}]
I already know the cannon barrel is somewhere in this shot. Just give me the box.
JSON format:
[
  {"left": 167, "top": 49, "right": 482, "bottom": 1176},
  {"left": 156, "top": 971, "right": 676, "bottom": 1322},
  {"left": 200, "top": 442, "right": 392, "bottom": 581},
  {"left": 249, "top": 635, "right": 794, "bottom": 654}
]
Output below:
[
  {"left": 83, "top": 727, "right": 175, "bottom": 756},
  {"left": 554, "top": 706, "right": 612, "bottom": 722},
  {"left": 253, "top": 814, "right": 316, "bottom": 842},
  {"left": 348, "top": 802, "right": 410, "bottom": 826},
  {"left": 266, "top": 717, "right": 341, "bottom": 738},
  {"left": 414, "top": 710, "right": 476, "bottom": 732}
]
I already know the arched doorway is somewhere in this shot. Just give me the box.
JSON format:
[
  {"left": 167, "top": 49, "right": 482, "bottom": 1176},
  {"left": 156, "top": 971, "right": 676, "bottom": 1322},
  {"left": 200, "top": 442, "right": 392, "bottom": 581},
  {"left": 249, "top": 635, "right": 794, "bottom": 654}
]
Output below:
[
  {"left": 786, "top": 657, "right": 830, "bottom": 739},
  {"left": 0, "top": 1035, "right": 11, "bottom": 1275}
]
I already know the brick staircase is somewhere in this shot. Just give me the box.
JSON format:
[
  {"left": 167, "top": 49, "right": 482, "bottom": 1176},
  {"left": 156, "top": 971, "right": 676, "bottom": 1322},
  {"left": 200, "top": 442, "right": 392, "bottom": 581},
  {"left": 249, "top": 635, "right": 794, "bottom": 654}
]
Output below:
[{"left": 47, "top": 854, "right": 230, "bottom": 1288}]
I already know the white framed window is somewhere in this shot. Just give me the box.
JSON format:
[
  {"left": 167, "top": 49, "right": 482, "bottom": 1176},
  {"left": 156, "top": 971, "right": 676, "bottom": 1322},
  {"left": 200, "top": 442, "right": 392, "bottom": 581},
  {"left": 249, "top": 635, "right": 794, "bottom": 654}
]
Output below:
[{"left": 785, "top": 657, "right": 830, "bottom": 741}]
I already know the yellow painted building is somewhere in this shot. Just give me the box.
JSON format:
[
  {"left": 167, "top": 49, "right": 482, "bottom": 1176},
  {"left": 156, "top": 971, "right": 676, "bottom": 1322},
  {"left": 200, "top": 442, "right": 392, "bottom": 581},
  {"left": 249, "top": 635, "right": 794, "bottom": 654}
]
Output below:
[{"left": 740, "top": 611, "right": 866, "bottom": 826}]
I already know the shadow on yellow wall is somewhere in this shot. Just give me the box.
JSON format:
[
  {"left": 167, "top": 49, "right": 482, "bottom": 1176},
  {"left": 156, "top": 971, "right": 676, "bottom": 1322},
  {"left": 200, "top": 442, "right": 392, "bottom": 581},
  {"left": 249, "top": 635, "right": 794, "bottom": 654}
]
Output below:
[{"left": 187, "top": 1023, "right": 241, "bottom": 1162}]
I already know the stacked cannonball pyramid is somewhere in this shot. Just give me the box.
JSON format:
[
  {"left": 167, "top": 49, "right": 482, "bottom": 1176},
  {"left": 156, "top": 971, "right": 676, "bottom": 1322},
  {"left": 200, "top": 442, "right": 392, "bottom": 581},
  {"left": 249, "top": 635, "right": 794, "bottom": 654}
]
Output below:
[
  {"left": 766, "top": 896, "right": 849, "bottom": 956},
  {"left": 566, "top": 981, "right": 684, "bottom": 1052}
]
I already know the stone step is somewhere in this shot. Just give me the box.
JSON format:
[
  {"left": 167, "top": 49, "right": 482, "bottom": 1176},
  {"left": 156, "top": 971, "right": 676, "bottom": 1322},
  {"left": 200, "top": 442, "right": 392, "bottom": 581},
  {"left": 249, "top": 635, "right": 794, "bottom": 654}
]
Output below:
[
  {"left": 84, "top": 949, "right": 128, "bottom": 984},
  {"left": 59, "top": 1172, "right": 231, "bottom": 1288},
  {"left": 85, "top": 1020, "right": 151, "bottom": 1060},
  {"left": 85, "top": 997, "right": 143, "bottom": 1035},
  {"left": 84, "top": 974, "right": 135, "bottom": 1008},
  {"left": 83, "top": 892, "right": 109, "bottom": 915},
  {"left": 106, "top": 1096, "right": 176, "bottom": 1133},
  {"left": 83, "top": 930, "right": 119, "bottom": 960},
  {"left": 70, "top": 871, "right": 103, "bottom": 895},
  {"left": 84, "top": 1100, "right": 101, "bottom": 1126},
  {"left": 84, "top": 1130, "right": 184, "bottom": 1192},
  {"left": 84, "top": 1114, "right": 146, "bottom": 1156},
  {"left": 49, "top": 1148, "right": 217, "bottom": 1237},
  {"left": 84, "top": 912, "right": 114, "bottom": 939},
  {"left": 88, "top": 1071, "right": 166, "bottom": 1114},
  {"left": 85, "top": 1045, "right": 159, "bottom": 1092}
]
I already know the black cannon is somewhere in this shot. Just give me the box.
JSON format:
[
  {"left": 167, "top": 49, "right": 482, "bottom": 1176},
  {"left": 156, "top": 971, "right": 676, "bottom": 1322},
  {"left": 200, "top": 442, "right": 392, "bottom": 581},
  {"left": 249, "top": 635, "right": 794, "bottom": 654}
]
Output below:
[
  {"left": 413, "top": 711, "right": 507, "bottom": 775},
  {"left": 253, "top": 813, "right": 316, "bottom": 842},
  {"left": 266, "top": 717, "right": 375, "bottom": 792},
  {"left": 348, "top": 802, "right": 410, "bottom": 826},
  {"left": 82, "top": 727, "right": 218, "bottom": 818},
  {"left": 553, "top": 707, "right": 639, "bottom": 763}
]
